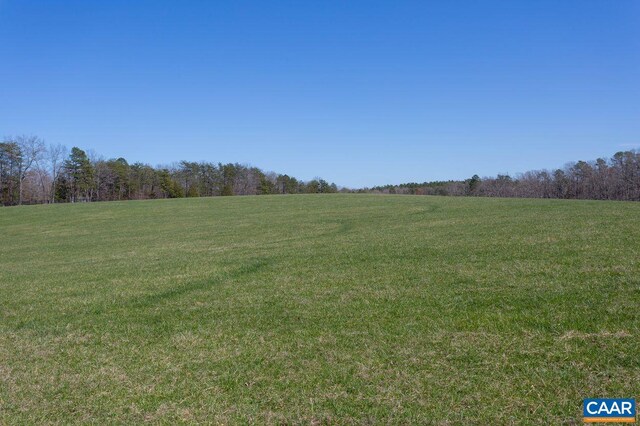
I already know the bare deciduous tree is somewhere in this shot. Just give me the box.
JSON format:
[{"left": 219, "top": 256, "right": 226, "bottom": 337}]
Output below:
[
  {"left": 47, "top": 143, "right": 68, "bottom": 203},
  {"left": 8, "top": 135, "right": 46, "bottom": 205}
]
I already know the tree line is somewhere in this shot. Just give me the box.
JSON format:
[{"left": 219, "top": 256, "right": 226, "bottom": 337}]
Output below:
[
  {"left": 359, "top": 149, "right": 640, "bottom": 201},
  {"left": 3, "top": 135, "right": 638, "bottom": 205},
  {"left": 0, "top": 135, "right": 338, "bottom": 206}
]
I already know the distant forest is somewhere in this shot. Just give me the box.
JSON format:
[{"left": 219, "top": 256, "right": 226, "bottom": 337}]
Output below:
[
  {"left": 1, "top": 135, "right": 639, "bottom": 206},
  {"left": 0, "top": 136, "right": 338, "bottom": 206},
  {"left": 359, "top": 149, "right": 640, "bottom": 201}
]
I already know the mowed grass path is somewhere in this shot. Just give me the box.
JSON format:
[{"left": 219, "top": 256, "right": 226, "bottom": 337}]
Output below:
[{"left": 1, "top": 194, "right": 639, "bottom": 424}]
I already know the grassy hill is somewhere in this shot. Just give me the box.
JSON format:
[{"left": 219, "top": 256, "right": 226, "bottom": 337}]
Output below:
[{"left": 1, "top": 194, "right": 638, "bottom": 424}]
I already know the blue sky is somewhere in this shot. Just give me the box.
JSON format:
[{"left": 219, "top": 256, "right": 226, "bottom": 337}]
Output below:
[{"left": 1, "top": 1, "right": 638, "bottom": 187}]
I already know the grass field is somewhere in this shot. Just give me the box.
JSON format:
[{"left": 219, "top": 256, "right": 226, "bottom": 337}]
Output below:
[{"left": 1, "top": 194, "right": 639, "bottom": 424}]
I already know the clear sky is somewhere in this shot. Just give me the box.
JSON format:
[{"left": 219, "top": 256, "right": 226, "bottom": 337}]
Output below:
[{"left": 1, "top": 1, "right": 638, "bottom": 187}]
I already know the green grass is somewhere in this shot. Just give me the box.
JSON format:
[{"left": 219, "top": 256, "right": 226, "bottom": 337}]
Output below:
[{"left": 1, "top": 194, "right": 639, "bottom": 424}]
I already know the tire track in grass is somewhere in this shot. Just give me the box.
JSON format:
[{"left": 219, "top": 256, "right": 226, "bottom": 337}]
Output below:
[{"left": 12, "top": 257, "right": 273, "bottom": 332}]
